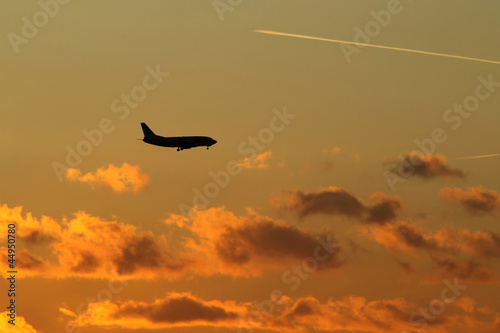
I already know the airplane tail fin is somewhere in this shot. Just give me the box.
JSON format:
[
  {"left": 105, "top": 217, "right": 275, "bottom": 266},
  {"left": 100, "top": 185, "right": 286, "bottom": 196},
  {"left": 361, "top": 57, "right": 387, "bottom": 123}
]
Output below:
[{"left": 141, "top": 123, "right": 156, "bottom": 138}]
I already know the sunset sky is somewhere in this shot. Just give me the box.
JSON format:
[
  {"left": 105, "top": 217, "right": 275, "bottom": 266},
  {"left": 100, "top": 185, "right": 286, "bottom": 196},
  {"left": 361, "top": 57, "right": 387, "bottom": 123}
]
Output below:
[{"left": 1, "top": 1, "right": 500, "bottom": 332}]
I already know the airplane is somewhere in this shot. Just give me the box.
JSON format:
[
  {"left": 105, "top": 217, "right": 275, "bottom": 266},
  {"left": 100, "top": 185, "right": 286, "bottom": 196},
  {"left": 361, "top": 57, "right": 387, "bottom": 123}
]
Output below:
[{"left": 140, "top": 123, "right": 217, "bottom": 151}]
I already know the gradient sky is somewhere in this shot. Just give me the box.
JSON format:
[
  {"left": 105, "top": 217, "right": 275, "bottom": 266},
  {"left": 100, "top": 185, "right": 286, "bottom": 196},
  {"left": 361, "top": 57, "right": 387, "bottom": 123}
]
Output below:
[{"left": 1, "top": 1, "right": 500, "bottom": 332}]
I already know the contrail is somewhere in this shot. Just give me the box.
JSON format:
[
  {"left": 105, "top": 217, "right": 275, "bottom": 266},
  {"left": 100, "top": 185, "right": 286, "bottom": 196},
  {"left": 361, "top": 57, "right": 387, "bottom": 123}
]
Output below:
[
  {"left": 457, "top": 153, "right": 500, "bottom": 160},
  {"left": 249, "top": 29, "right": 500, "bottom": 65}
]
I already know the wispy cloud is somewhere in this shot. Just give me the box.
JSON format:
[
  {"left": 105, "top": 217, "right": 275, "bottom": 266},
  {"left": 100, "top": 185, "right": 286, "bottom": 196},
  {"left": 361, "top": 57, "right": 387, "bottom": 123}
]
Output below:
[
  {"left": 237, "top": 151, "right": 272, "bottom": 169},
  {"left": 323, "top": 147, "right": 341, "bottom": 157},
  {"left": 321, "top": 146, "right": 341, "bottom": 171},
  {"left": 440, "top": 186, "right": 500, "bottom": 215},
  {"left": 363, "top": 221, "right": 500, "bottom": 283},
  {"left": 366, "top": 221, "right": 500, "bottom": 258},
  {"left": 428, "top": 257, "right": 495, "bottom": 284}
]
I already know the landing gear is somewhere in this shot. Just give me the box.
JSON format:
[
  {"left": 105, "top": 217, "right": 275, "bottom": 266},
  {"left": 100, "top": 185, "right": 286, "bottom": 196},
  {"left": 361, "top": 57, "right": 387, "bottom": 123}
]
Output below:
[
  {"left": 207, "top": 146, "right": 209, "bottom": 150},
  {"left": 177, "top": 147, "right": 181, "bottom": 151}
]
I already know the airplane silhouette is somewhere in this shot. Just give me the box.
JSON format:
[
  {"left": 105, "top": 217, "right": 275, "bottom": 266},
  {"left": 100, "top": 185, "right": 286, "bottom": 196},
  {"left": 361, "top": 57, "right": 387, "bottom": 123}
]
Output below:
[{"left": 141, "top": 123, "right": 217, "bottom": 151}]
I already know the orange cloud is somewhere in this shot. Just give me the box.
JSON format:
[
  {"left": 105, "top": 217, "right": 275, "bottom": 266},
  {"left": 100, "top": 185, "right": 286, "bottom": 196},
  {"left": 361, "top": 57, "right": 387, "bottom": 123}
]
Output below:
[
  {"left": 427, "top": 257, "right": 495, "bottom": 284},
  {"left": 367, "top": 221, "right": 441, "bottom": 253},
  {"left": 237, "top": 151, "right": 272, "bottom": 169},
  {"left": 0, "top": 204, "right": 344, "bottom": 280},
  {"left": 363, "top": 221, "right": 500, "bottom": 283},
  {"left": 0, "top": 204, "right": 61, "bottom": 243},
  {"left": 165, "top": 207, "right": 344, "bottom": 277},
  {"left": 321, "top": 147, "right": 341, "bottom": 171},
  {"left": 459, "top": 229, "right": 500, "bottom": 257},
  {"left": 0, "top": 311, "right": 40, "bottom": 332},
  {"left": 279, "top": 295, "right": 500, "bottom": 333},
  {"left": 66, "top": 293, "right": 500, "bottom": 333},
  {"left": 271, "top": 187, "right": 402, "bottom": 224},
  {"left": 51, "top": 212, "right": 189, "bottom": 278},
  {"left": 440, "top": 186, "right": 500, "bottom": 214},
  {"left": 366, "top": 222, "right": 500, "bottom": 258},
  {"left": 63, "top": 292, "right": 246, "bottom": 330},
  {"left": 65, "top": 163, "right": 149, "bottom": 193},
  {"left": 322, "top": 147, "right": 341, "bottom": 157},
  {"left": 0, "top": 204, "right": 188, "bottom": 279},
  {"left": 280, "top": 296, "right": 426, "bottom": 332}
]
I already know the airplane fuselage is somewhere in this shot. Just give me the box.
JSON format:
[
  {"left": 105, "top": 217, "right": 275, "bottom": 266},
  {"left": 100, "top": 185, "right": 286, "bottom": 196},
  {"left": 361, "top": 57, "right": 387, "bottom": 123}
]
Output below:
[
  {"left": 144, "top": 135, "right": 216, "bottom": 150},
  {"left": 140, "top": 122, "right": 217, "bottom": 151}
]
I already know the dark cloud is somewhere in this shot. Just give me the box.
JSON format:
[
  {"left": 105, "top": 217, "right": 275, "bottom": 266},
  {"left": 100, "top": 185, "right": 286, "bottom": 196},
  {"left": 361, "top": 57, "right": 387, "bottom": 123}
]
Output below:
[
  {"left": 215, "top": 217, "right": 344, "bottom": 271},
  {"left": 348, "top": 239, "right": 371, "bottom": 254},
  {"left": 16, "top": 249, "right": 46, "bottom": 270},
  {"left": 271, "top": 187, "right": 401, "bottom": 224},
  {"left": 285, "top": 297, "right": 320, "bottom": 319},
  {"left": 395, "top": 223, "right": 439, "bottom": 249},
  {"left": 394, "top": 257, "right": 414, "bottom": 277},
  {"left": 113, "top": 234, "right": 184, "bottom": 275},
  {"left": 71, "top": 252, "right": 100, "bottom": 273},
  {"left": 116, "top": 294, "right": 239, "bottom": 324},
  {"left": 366, "top": 193, "right": 402, "bottom": 224},
  {"left": 271, "top": 187, "right": 365, "bottom": 218},
  {"left": 388, "top": 153, "right": 464, "bottom": 179},
  {"left": 22, "top": 230, "right": 57, "bottom": 244},
  {"left": 215, "top": 231, "right": 251, "bottom": 264}
]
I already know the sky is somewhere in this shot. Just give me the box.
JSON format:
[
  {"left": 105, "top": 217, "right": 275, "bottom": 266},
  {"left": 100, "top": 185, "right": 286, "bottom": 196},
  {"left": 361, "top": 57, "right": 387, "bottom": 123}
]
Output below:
[{"left": 1, "top": 0, "right": 500, "bottom": 332}]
